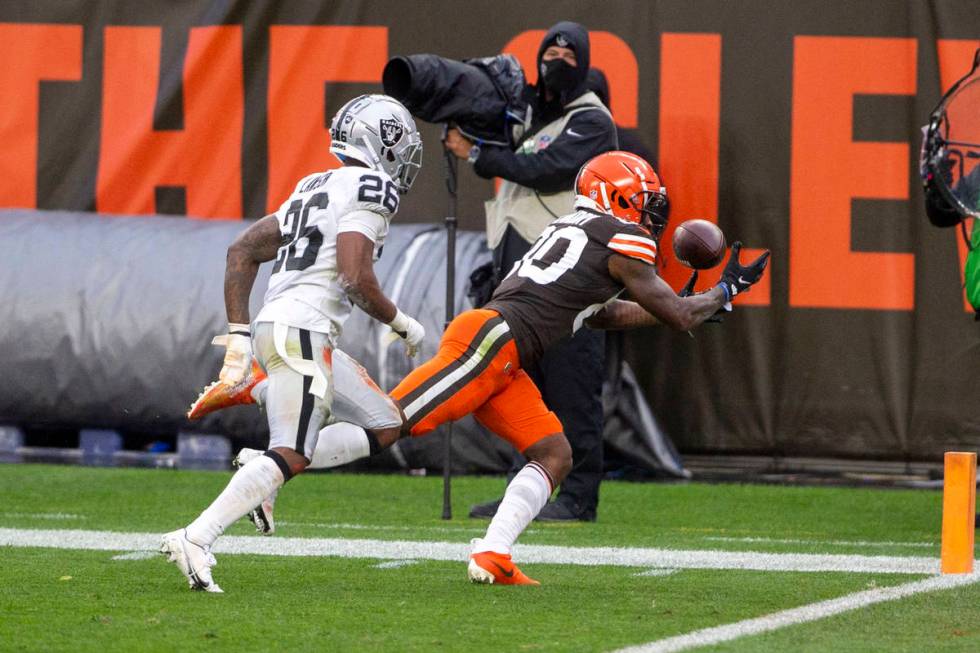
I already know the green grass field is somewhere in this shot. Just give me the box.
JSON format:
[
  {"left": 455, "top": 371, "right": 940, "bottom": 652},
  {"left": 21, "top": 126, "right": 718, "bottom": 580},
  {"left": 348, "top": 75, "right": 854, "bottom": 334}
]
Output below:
[{"left": 1, "top": 464, "right": 977, "bottom": 652}]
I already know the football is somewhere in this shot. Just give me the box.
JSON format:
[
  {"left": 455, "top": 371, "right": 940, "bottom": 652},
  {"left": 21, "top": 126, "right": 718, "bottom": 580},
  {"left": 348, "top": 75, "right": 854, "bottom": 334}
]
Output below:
[{"left": 671, "top": 219, "right": 727, "bottom": 269}]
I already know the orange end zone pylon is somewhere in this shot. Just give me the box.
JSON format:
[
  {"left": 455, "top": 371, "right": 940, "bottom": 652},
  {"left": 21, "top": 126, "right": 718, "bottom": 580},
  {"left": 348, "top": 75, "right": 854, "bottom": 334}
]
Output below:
[{"left": 940, "top": 451, "right": 977, "bottom": 574}]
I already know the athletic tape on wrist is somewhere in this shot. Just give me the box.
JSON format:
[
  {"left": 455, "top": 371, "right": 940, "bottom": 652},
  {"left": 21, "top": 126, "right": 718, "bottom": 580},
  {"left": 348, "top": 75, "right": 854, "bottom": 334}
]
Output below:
[
  {"left": 715, "top": 282, "right": 731, "bottom": 303},
  {"left": 228, "top": 322, "right": 251, "bottom": 337},
  {"left": 387, "top": 309, "right": 410, "bottom": 336}
]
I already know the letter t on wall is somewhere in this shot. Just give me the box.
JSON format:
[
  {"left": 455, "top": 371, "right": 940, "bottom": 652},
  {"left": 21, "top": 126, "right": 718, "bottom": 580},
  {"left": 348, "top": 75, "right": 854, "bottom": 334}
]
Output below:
[{"left": 0, "top": 24, "right": 82, "bottom": 209}]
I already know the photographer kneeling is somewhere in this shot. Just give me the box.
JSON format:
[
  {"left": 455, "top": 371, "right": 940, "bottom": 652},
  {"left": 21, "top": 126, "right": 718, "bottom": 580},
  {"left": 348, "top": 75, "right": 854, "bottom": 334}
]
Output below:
[{"left": 444, "top": 21, "right": 617, "bottom": 522}]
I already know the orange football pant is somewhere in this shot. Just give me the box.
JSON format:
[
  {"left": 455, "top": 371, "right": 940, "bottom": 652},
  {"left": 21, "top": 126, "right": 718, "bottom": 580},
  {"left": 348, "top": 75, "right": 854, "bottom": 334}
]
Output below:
[{"left": 390, "top": 309, "right": 563, "bottom": 453}]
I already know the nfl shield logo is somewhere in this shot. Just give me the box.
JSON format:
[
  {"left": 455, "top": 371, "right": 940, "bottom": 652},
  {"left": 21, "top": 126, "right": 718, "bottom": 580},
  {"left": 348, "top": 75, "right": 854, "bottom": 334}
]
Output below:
[{"left": 379, "top": 119, "right": 404, "bottom": 147}]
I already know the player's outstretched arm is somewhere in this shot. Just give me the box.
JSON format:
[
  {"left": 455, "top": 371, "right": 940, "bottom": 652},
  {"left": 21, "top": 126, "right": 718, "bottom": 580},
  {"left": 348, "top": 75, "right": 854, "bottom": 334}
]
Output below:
[
  {"left": 224, "top": 214, "right": 283, "bottom": 325},
  {"left": 593, "top": 243, "right": 770, "bottom": 332},
  {"left": 586, "top": 299, "right": 662, "bottom": 329},
  {"left": 337, "top": 231, "right": 425, "bottom": 356},
  {"left": 600, "top": 254, "right": 727, "bottom": 331}
]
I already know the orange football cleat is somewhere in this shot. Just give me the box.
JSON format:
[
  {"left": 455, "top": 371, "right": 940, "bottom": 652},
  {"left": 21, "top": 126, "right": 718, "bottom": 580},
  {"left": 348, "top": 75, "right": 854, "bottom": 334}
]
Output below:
[
  {"left": 467, "top": 551, "right": 540, "bottom": 586},
  {"left": 186, "top": 359, "right": 267, "bottom": 420}
]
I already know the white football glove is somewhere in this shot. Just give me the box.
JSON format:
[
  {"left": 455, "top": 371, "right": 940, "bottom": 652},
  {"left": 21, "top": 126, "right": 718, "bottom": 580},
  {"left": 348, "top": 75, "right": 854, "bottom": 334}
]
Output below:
[
  {"left": 387, "top": 309, "right": 425, "bottom": 358},
  {"left": 211, "top": 323, "right": 252, "bottom": 385}
]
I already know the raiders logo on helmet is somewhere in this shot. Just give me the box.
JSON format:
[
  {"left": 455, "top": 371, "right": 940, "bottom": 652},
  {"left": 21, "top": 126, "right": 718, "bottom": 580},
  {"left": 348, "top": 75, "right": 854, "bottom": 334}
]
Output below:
[{"left": 379, "top": 118, "right": 405, "bottom": 148}]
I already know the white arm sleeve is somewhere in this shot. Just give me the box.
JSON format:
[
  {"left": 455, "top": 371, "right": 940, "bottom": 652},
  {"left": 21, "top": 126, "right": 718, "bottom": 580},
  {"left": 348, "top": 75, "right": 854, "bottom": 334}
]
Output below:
[{"left": 337, "top": 209, "right": 387, "bottom": 243}]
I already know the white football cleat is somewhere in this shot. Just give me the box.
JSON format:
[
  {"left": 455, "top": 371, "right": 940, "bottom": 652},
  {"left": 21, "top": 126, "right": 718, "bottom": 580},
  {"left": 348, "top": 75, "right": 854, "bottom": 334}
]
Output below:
[
  {"left": 159, "top": 529, "right": 223, "bottom": 593},
  {"left": 233, "top": 448, "right": 277, "bottom": 535}
]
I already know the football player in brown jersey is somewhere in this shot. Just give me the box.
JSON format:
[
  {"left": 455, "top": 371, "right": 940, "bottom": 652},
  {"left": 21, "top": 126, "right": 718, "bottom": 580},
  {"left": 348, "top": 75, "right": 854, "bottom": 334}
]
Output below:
[
  {"left": 190, "top": 151, "right": 770, "bottom": 586},
  {"left": 387, "top": 151, "right": 768, "bottom": 584}
]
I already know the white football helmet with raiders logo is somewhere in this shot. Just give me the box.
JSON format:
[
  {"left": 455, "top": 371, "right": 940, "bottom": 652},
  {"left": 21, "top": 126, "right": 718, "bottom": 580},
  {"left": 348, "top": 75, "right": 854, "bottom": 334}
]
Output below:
[{"left": 329, "top": 94, "right": 423, "bottom": 193}]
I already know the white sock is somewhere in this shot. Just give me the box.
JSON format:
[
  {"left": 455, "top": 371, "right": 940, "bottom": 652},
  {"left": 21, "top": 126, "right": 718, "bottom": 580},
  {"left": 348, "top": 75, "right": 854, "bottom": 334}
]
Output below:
[
  {"left": 309, "top": 422, "right": 372, "bottom": 469},
  {"left": 476, "top": 462, "right": 553, "bottom": 555},
  {"left": 185, "top": 455, "right": 284, "bottom": 547},
  {"left": 250, "top": 378, "right": 269, "bottom": 405}
]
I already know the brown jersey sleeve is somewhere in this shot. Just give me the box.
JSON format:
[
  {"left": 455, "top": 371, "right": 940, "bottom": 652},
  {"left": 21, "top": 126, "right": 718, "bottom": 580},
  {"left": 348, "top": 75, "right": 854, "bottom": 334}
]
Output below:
[{"left": 603, "top": 221, "right": 658, "bottom": 266}]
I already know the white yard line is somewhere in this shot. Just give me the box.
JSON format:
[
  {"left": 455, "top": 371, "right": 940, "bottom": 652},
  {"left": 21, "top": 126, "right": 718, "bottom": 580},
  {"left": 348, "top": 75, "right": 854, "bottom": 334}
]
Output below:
[
  {"left": 278, "top": 521, "right": 486, "bottom": 534},
  {"left": 704, "top": 536, "right": 935, "bottom": 549},
  {"left": 1, "top": 512, "right": 85, "bottom": 521},
  {"left": 611, "top": 572, "right": 980, "bottom": 653},
  {"left": 374, "top": 559, "right": 420, "bottom": 569},
  {"left": 0, "top": 527, "right": 939, "bottom": 575},
  {"left": 111, "top": 550, "right": 159, "bottom": 561},
  {"left": 634, "top": 569, "right": 679, "bottom": 577}
]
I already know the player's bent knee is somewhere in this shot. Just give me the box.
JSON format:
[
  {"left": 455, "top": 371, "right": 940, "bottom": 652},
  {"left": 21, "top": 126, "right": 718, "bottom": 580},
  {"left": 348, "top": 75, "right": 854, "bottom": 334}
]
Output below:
[
  {"left": 551, "top": 438, "right": 573, "bottom": 481},
  {"left": 373, "top": 426, "right": 401, "bottom": 450},
  {"left": 524, "top": 433, "right": 573, "bottom": 485},
  {"left": 267, "top": 446, "right": 309, "bottom": 480},
  {"left": 398, "top": 421, "right": 415, "bottom": 440}
]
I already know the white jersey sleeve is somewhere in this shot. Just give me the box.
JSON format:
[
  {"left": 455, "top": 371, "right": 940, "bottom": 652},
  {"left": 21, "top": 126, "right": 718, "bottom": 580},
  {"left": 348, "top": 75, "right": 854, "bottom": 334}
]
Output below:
[
  {"left": 254, "top": 166, "right": 401, "bottom": 339},
  {"left": 337, "top": 209, "right": 389, "bottom": 261}
]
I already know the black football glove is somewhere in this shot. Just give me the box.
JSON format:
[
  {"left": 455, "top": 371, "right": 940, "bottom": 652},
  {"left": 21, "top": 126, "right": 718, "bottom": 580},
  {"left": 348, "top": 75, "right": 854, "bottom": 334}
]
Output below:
[
  {"left": 716, "top": 242, "right": 770, "bottom": 303},
  {"left": 679, "top": 270, "right": 727, "bottom": 323}
]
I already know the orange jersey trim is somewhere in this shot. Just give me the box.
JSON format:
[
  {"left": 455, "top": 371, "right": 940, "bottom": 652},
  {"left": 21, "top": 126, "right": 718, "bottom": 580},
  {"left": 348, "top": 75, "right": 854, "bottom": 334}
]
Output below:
[{"left": 609, "top": 234, "right": 657, "bottom": 264}]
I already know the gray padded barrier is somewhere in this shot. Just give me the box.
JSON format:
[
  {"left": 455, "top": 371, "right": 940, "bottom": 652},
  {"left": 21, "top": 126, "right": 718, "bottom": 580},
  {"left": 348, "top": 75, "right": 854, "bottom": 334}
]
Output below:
[{"left": 0, "top": 210, "right": 685, "bottom": 476}]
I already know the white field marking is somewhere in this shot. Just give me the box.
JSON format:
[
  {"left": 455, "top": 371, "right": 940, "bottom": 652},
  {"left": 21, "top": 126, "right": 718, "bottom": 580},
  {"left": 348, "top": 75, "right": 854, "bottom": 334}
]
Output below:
[
  {"left": 0, "top": 527, "right": 939, "bottom": 575},
  {"left": 374, "top": 559, "right": 420, "bottom": 569},
  {"left": 611, "top": 571, "right": 980, "bottom": 653},
  {"left": 111, "top": 550, "right": 158, "bottom": 561},
  {"left": 2, "top": 512, "right": 85, "bottom": 521},
  {"left": 634, "top": 568, "right": 679, "bottom": 577},
  {"left": 704, "top": 536, "right": 936, "bottom": 549},
  {"left": 277, "top": 521, "right": 487, "bottom": 534}
]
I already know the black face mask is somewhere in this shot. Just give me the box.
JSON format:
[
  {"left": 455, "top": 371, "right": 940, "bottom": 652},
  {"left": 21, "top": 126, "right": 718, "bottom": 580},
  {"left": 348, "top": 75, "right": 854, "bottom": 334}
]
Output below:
[{"left": 540, "top": 58, "right": 579, "bottom": 94}]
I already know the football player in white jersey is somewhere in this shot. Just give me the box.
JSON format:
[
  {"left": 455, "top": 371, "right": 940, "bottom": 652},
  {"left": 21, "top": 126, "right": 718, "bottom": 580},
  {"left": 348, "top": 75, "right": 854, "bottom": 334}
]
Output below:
[{"left": 161, "top": 95, "right": 424, "bottom": 593}]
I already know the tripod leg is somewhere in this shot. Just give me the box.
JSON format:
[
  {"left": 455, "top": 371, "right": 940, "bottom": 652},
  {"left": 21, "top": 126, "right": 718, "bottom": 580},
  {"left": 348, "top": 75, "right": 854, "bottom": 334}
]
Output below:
[{"left": 441, "top": 143, "right": 459, "bottom": 520}]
